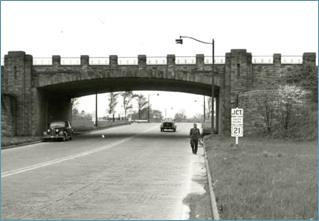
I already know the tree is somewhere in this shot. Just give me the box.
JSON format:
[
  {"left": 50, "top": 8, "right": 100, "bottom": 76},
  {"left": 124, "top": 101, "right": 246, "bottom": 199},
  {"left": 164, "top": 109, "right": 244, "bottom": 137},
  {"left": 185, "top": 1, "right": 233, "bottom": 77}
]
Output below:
[
  {"left": 107, "top": 92, "right": 120, "bottom": 114},
  {"left": 255, "top": 91, "right": 276, "bottom": 133},
  {"left": 136, "top": 94, "right": 148, "bottom": 120},
  {"left": 71, "top": 98, "right": 79, "bottom": 117},
  {"left": 150, "top": 109, "right": 163, "bottom": 122},
  {"left": 278, "top": 85, "right": 307, "bottom": 130},
  {"left": 121, "top": 91, "right": 137, "bottom": 121},
  {"left": 174, "top": 109, "right": 187, "bottom": 122},
  {"left": 285, "top": 66, "right": 318, "bottom": 103}
]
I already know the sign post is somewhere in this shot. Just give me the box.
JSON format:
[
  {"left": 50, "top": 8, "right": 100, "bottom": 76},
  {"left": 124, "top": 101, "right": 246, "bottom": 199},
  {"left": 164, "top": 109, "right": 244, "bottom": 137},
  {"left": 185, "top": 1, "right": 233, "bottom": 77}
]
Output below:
[{"left": 231, "top": 108, "right": 244, "bottom": 148}]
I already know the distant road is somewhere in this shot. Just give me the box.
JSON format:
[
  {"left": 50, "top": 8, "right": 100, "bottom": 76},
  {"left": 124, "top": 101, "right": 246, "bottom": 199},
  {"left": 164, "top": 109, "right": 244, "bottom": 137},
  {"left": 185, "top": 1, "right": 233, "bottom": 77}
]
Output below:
[{"left": 1, "top": 123, "right": 206, "bottom": 220}]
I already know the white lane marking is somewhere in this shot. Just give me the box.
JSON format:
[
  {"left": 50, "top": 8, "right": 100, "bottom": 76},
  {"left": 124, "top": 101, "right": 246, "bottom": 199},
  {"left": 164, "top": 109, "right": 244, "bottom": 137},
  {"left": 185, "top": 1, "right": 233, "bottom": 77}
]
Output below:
[{"left": 1, "top": 126, "right": 157, "bottom": 178}]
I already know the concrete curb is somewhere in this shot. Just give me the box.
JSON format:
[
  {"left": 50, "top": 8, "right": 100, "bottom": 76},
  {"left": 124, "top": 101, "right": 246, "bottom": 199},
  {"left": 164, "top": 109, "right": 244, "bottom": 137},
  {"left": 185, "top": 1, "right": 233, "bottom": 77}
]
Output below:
[{"left": 203, "top": 141, "right": 220, "bottom": 220}]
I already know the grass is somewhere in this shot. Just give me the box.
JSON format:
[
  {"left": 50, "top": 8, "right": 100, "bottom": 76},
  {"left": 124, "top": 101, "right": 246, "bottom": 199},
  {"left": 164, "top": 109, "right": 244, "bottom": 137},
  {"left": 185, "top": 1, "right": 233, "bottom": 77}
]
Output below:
[
  {"left": 205, "top": 135, "right": 318, "bottom": 220},
  {"left": 71, "top": 119, "right": 131, "bottom": 132},
  {"left": 1, "top": 136, "right": 42, "bottom": 147},
  {"left": 1, "top": 120, "right": 131, "bottom": 148}
]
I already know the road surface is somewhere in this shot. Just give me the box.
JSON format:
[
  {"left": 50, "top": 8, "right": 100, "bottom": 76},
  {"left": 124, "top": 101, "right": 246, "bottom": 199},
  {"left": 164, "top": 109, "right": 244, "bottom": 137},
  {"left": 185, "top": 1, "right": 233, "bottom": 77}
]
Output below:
[{"left": 1, "top": 123, "right": 208, "bottom": 220}]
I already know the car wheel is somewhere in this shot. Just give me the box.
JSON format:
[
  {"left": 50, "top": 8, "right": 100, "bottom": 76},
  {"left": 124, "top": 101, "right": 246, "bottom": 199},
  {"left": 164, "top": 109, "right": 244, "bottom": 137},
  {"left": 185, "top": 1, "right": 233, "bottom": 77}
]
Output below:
[
  {"left": 173, "top": 129, "right": 176, "bottom": 132},
  {"left": 69, "top": 135, "right": 73, "bottom": 140},
  {"left": 62, "top": 134, "right": 66, "bottom": 142}
]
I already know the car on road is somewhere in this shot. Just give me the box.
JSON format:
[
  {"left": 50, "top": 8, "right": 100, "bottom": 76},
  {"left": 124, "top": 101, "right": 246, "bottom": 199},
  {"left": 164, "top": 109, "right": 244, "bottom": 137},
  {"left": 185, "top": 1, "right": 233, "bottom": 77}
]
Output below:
[
  {"left": 160, "top": 118, "right": 177, "bottom": 132},
  {"left": 43, "top": 121, "right": 74, "bottom": 141}
]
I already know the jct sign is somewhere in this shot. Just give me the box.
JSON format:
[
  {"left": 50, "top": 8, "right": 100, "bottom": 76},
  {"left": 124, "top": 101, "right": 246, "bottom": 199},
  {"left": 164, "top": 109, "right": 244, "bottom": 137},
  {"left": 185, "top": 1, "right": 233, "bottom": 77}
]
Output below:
[
  {"left": 231, "top": 108, "right": 244, "bottom": 147},
  {"left": 231, "top": 108, "right": 244, "bottom": 117}
]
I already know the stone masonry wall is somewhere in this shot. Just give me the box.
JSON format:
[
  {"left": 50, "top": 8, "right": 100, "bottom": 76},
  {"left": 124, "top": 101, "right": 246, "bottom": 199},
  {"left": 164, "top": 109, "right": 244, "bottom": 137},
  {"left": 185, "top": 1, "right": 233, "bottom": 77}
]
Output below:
[{"left": 1, "top": 94, "right": 17, "bottom": 136}]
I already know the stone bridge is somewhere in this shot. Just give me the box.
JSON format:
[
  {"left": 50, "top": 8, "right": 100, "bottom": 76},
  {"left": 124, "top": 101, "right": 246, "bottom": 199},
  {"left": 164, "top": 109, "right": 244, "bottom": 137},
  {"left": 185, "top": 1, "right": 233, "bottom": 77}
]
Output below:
[{"left": 1, "top": 50, "right": 317, "bottom": 136}]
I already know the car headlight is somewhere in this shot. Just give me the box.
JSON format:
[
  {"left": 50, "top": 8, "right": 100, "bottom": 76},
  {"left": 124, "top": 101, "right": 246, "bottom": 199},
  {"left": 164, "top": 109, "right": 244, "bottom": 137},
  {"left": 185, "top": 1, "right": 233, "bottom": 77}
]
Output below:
[
  {"left": 43, "top": 132, "right": 47, "bottom": 136},
  {"left": 56, "top": 129, "right": 59, "bottom": 133},
  {"left": 47, "top": 129, "right": 50, "bottom": 132}
]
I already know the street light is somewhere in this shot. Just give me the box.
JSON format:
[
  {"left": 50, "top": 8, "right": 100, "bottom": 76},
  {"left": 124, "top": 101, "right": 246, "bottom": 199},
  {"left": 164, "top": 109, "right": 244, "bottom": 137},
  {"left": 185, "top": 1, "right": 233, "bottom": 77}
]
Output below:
[
  {"left": 176, "top": 35, "right": 215, "bottom": 134},
  {"left": 148, "top": 93, "right": 159, "bottom": 122}
]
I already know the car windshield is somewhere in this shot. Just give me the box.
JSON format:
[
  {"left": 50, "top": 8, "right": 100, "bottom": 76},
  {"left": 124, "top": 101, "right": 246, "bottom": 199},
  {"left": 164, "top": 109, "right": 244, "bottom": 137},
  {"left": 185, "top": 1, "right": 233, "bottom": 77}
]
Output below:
[
  {"left": 163, "top": 118, "right": 174, "bottom": 122},
  {"left": 50, "top": 121, "right": 65, "bottom": 128}
]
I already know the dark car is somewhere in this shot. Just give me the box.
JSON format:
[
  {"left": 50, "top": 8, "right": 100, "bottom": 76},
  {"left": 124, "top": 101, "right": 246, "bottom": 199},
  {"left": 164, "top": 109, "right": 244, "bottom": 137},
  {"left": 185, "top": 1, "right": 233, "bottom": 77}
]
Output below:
[
  {"left": 160, "top": 118, "right": 177, "bottom": 132},
  {"left": 43, "top": 121, "right": 73, "bottom": 141}
]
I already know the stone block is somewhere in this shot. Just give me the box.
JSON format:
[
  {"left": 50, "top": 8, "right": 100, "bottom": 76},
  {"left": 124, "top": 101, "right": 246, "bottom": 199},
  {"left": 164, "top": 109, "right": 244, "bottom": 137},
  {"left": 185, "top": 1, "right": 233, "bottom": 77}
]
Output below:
[
  {"left": 138, "top": 55, "right": 147, "bottom": 70},
  {"left": 52, "top": 55, "right": 61, "bottom": 68},
  {"left": 303, "top": 53, "right": 316, "bottom": 66},
  {"left": 81, "top": 55, "right": 89, "bottom": 66},
  {"left": 196, "top": 54, "right": 204, "bottom": 70},
  {"left": 167, "top": 54, "right": 175, "bottom": 67}
]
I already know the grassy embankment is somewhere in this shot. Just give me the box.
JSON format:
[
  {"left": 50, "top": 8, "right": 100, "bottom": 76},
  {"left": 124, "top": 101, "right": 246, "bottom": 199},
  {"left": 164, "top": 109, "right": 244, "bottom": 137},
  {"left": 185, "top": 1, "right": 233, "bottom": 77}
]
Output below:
[
  {"left": 71, "top": 119, "right": 131, "bottom": 132},
  {"left": 1, "top": 120, "right": 131, "bottom": 148},
  {"left": 204, "top": 135, "right": 318, "bottom": 220}
]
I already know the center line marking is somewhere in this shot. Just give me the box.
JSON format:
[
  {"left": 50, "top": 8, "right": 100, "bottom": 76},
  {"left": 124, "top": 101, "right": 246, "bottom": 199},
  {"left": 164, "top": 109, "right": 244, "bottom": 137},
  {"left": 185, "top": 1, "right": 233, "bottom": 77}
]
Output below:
[{"left": 1, "top": 126, "right": 157, "bottom": 178}]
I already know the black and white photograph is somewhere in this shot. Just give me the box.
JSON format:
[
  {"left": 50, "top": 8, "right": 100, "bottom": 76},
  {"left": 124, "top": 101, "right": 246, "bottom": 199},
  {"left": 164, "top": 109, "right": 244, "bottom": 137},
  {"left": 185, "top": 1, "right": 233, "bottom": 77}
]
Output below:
[{"left": 1, "top": 1, "right": 318, "bottom": 220}]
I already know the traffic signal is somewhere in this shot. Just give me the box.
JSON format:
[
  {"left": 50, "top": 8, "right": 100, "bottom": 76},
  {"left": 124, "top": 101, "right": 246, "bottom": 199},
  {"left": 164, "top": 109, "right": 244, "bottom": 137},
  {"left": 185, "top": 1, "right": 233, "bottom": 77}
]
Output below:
[{"left": 175, "top": 39, "right": 183, "bottom": 44}]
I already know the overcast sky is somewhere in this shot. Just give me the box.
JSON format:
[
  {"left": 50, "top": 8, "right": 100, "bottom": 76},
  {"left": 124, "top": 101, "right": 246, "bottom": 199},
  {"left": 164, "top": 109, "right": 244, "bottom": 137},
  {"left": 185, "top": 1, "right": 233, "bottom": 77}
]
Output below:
[{"left": 1, "top": 1, "right": 318, "bottom": 118}]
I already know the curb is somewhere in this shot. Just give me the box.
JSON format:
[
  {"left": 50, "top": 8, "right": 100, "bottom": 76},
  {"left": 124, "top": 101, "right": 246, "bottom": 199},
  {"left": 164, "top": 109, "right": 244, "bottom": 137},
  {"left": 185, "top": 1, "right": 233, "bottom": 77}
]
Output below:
[{"left": 203, "top": 141, "right": 220, "bottom": 220}]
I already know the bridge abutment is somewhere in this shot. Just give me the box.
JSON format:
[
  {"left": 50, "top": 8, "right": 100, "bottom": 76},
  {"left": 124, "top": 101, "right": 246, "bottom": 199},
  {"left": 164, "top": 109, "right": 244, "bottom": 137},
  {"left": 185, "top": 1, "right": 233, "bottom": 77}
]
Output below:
[
  {"left": 222, "top": 49, "right": 253, "bottom": 134},
  {"left": 2, "top": 52, "right": 35, "bottom": 136}
]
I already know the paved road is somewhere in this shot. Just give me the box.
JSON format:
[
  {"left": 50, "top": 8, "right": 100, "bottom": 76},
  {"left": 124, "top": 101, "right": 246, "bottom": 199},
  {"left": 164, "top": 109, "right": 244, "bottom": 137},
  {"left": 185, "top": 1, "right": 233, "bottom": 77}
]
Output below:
[{"left": 1, "top": 123, "right": 208, "bottom": 220}]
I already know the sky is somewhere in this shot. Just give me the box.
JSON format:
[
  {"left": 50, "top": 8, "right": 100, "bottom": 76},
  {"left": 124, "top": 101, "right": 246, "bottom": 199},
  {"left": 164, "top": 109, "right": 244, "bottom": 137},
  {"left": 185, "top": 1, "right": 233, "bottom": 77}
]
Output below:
[{"left": 1, "top": 1, "right": 318, "bottom": 118}]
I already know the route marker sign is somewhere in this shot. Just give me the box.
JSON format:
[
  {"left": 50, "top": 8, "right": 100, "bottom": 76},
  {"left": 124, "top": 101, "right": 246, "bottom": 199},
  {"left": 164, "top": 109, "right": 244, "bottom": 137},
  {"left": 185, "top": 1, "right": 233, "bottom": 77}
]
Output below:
[
  {"left": 231, "top": 108, "right": 244, "bottom": 147},
  {"left": 231, "top": 124, "right": 243, "bottom": 137}
]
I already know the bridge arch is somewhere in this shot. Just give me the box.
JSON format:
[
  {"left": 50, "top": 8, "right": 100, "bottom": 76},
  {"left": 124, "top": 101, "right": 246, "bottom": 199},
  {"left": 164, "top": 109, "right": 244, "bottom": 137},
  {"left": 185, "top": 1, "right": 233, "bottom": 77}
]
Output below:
[{"left": 35, "top": 59, "right": 222, "bottom": 135}]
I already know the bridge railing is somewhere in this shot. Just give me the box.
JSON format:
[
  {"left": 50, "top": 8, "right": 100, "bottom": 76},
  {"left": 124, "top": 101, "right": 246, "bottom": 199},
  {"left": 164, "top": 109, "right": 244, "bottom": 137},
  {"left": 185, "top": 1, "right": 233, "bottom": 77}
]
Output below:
[
  {"left": 252, "top": 56, "right": 273, "bottom": 64},
  {"left": 33, "top": 57, "right": 52, "bottom": 65},
  {"left": 90, "top": 57, "right": 108, "bottom": 65},
  {"left": 118, "top": 57, "right": 137, "bottom": 65},
  {"left": 252, "top": 55, "right": 302, "bottom": 64},
  {"left": 146, "top": 57, "right": 166, "bottom": 65},
  {"left": 200, "top": 56, "right": 226, "bottom": 64},
  {"left": 281, "top": 56, "right": 302, "bottom": 64},
  {"left": 0, "top": 55, "right": 305, "bottom": 66}
]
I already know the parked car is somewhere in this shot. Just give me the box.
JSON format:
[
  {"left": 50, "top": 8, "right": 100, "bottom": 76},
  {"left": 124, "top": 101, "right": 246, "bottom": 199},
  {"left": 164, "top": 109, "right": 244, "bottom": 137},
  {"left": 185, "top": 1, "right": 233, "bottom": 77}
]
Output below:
[
  {"left": 43, "top": 121, "right": 73, "bottom": 141},
  {"left": 160, "top": 118, "right": 177, "bottom": 132}
]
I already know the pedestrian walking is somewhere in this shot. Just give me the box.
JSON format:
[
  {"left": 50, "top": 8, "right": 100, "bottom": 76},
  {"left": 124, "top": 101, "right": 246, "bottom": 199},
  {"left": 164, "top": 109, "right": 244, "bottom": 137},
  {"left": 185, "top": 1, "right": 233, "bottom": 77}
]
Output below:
[{"left": 189, "top": 123, "right": 201, "bottom": 154}]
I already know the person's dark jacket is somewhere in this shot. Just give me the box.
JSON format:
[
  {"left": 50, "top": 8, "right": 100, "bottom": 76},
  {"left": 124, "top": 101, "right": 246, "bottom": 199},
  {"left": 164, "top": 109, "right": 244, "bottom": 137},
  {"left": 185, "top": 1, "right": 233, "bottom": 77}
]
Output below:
[{"left": 190, "top": 128, "right": 201, "bottom": 140}]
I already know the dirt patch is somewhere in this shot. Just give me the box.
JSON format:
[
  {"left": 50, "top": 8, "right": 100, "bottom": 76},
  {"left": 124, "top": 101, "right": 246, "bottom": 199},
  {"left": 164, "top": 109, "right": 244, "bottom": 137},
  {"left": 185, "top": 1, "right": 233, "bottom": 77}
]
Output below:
[{"left": 183, "top": 177, "right": 213, "bottom": 220}]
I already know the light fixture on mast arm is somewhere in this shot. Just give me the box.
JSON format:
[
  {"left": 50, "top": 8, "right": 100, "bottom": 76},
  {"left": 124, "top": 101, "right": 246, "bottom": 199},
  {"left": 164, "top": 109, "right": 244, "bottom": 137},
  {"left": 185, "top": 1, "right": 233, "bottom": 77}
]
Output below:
[
  {"left": 175, "top": 38, "right": 183, "bottom": 44},
  {"left": 175, "top": 35, "right": 215, "bottom": 134}
]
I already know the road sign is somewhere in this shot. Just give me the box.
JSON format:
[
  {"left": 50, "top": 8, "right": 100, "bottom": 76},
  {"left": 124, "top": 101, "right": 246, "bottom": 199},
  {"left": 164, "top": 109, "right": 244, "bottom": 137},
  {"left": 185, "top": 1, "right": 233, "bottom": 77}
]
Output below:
[
  {"left": 231, "top": 108, "right": 244, "bottom": 117},
  {"left": 231, "top": 124, "right": 243, "bottom": 137},
  {"left": 231, "top": 108, "right": 244, "bottom": 146},
  {"left": 231, "top": 117, "right": 243, "bottom": 125}
]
